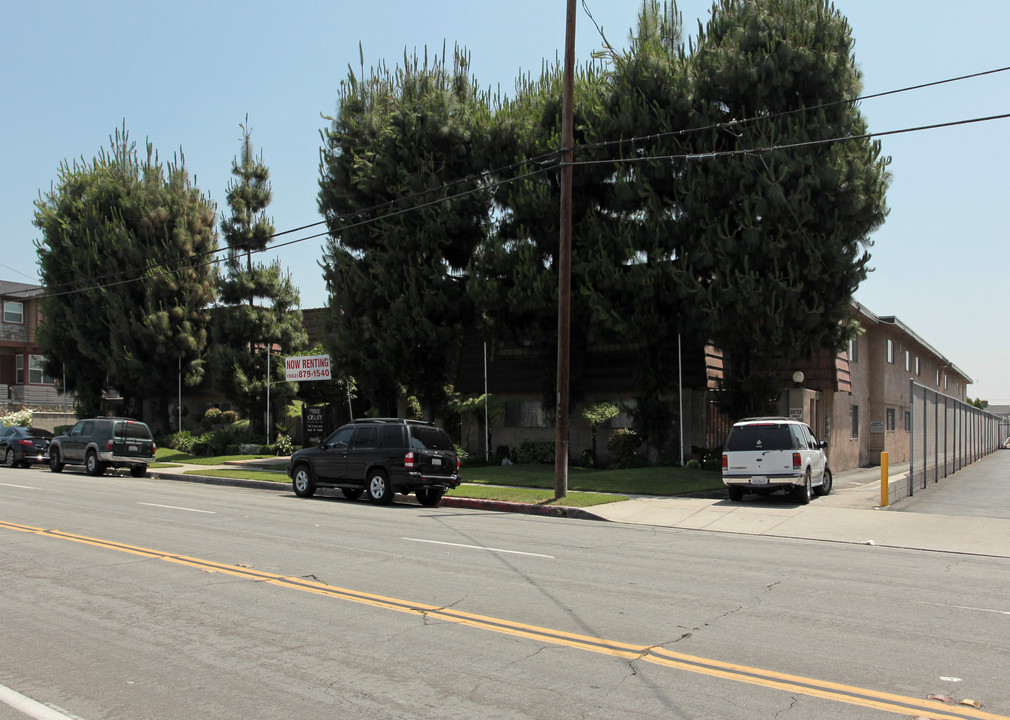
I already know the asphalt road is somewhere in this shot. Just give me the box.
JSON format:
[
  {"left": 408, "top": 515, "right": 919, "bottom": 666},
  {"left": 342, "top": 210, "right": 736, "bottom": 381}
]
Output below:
[{"left": 2, "top": 465, "right": 1008, "bottom": 719}]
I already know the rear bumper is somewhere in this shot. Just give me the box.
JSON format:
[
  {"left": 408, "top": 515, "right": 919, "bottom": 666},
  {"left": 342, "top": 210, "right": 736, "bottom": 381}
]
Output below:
[
  {"left": 722, "top": 473, "right": 803, "bottom": 489},
  {"left": 98, "top": 451, "right": 155, "bottom": 466},
  {"left": 403, "top": 471, "right": 461, "bottom": 490}
]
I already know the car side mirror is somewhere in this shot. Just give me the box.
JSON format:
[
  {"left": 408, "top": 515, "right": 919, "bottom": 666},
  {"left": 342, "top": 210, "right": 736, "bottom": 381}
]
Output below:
[{"left": 819, "top": 440, "right": 828, "bottom": 449}]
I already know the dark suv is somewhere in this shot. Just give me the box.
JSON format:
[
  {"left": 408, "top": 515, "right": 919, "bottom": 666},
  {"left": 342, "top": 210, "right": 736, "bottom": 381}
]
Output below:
[
  {"left": 49, "top": 418, "right": 157, "bottom": 477},
  {"left": 287, "top": 418, "right": 460, "bottom": 507}
]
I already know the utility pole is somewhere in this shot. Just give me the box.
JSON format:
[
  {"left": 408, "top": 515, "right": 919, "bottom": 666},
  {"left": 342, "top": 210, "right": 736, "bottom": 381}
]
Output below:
[{"left": 555, "top": 0, "right": 576, "bottom": 500}]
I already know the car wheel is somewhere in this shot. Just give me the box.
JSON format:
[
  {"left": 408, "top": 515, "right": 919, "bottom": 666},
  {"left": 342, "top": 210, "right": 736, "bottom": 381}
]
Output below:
[
  {"left": 49, "top": 449, "right": 64, "bottom": 473},
  {"left": 795, "top": 469, "right": 812, "bottom": 505},
  {"left": 4, "top": 448, "right": 15, "bottom": 468},
  {"left": 416, "top": 488, "right": 444, "bottom": 507},
  {"left": 727, "top": 486, "right": 744, "bottom": 501},
  {"left": 292, "top": 465, "right": 316, "bottom": 498},
  {"left": 85, "top": 451, "right": 105, "bottom": 476},
  {"left": 130, "top": 465, "right": 148, "bottom": 478},
  {"left": 814, "top": 466, "right": 832, "bottom": 497},
  {"left": 367, "top": 470, "right": 393, "bottom": 505},
  {"left": 341, "top": 488, "right": 363, "bottom": 501}
]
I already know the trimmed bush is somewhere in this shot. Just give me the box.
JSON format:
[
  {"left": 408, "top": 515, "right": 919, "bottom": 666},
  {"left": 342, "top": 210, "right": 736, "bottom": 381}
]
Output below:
[
  {"left": 607, "top": 428, "right": 643, "bottom": 460},
  {"left": 514, "top": 440, "right": 555, "bottom": 465}
]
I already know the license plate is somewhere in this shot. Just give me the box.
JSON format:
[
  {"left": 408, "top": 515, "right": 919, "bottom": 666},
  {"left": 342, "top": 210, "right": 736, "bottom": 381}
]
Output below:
[
  {"left": 128, "top": 445, "right": 139, "bottom": 453},
  {"left": 432, "top": 457, "right": 441, "bottom": 467},
  {"left": 751, "top": 476, "right": 768, "bottom": 486}
]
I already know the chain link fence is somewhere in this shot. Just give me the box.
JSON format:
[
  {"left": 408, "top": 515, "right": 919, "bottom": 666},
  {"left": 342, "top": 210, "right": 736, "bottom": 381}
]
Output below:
[{"left": 909, "top": 380, "right": 1009, "bottom": 496}]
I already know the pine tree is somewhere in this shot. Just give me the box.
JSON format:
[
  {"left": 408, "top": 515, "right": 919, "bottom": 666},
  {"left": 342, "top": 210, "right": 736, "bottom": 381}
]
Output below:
[
  {"left": 212, "top": 118, "right": 306, "bottom": 435},
  {"left": 318, "top": 47, "right": 491, "bottom": 417},
  {"left": 679, "top": 0, "right": 891, "bottom": 418},
  {"left": 34, "top": 126, "right": 217, "bottom": 426}
]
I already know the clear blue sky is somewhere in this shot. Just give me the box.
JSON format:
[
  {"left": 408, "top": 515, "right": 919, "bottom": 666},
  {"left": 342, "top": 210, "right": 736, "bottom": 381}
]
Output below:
[{"left": 2, "top": 1, "right": 1009, "bottom": 401}]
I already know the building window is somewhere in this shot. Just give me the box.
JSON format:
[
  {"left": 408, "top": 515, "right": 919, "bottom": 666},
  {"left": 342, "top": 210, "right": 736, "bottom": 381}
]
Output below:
[
  {"left": 3, "top": 301, "right": 24, "bottom": 324},
  {"left": 936, "top": 369, "right": 941, "bottom": 386},
  {"left": 886, "top": 339, "right": 894, "bottom": 364},
  {"left": 505, "top": 400, "right": 553, "bottom": 428},
  {"left": 905, "top": 351, "right": 910, "bottom": 372},
  {"left": 15, "top": 355, "right": 24, "bottom": 384},
  {"left": 905, "top": 408, "right": 911, "bottom": 432},
  {"left": 886, "top": 408, "right": 896, "bottom": 432},
  {"left": 850, "top": 405, "right": 859, "bottom": 438},
  {"left": 848, "top": 337, "right": 858, "bottom": 363},
  {"left": 915, "top": 357, "right": 921, "bottom": 376},
  {"left": 29, "top": 355, "right": 54, "bottom": 385}
]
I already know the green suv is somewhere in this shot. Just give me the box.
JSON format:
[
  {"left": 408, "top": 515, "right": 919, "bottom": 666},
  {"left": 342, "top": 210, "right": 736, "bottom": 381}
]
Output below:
[
  {"left": 49, "top": 418, "right": 157, "bottom": 477},
  {"left": 287, "top": 418, "right": 460, "bottom": 507}
]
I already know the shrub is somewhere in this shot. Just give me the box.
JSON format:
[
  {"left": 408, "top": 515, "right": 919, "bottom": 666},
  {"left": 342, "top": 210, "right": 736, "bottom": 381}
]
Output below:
[
  {"left": 238, "top": 443, "right": 261, "bottom": 455},
  {"left": 163, "top": 431, "right": 197, "bottom": 454},
  {"left": 607, "top": 428, "right": 642, "bottom": 460},
  {"left": 1, "top": 409, "right": 33, "bottom": 427},
  {"left": 577, "top": 448, "right": 596, "bottom": 468},
  {"left": 275, "top": 434, "right": 294, "bottom": 456},
  {"left": 685, "top": 458, "right": 701, "bottom": 469},
  {"left": 203, "top": 407, "right": 223, "bottom": 428},
  {"left": 221, "top": 410, "right": 238, "bottom": 425},
  {"left": 514, "top": 439, "right": 555, "bottom": 465}
]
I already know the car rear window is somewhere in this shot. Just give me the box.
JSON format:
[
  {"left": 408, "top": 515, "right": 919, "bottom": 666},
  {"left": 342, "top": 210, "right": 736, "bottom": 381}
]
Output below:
[
  {"left": 115, "top": 421, "right": 152, "bottom": 441},
  {"left": 409, "top": 426, "right": 453, "bottom": 451},
  {"left": 724, "top": 424, "right": 794, "bottom": 452}
]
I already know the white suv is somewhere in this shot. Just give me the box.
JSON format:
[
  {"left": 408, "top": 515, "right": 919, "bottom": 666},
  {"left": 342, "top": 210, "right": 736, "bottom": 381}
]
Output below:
[{"left": 721, "top": 417, "right": 832, "bottom": 504}]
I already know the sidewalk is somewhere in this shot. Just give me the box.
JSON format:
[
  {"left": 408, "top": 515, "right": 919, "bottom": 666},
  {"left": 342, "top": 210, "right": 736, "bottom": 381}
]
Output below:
[{"left": 148, "top": 456, "right": 1010, "bottom": 559}]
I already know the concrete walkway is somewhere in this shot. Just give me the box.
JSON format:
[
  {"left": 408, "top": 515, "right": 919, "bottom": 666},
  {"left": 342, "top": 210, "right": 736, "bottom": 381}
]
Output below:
[
  {"left": 148, "top": 452, "right": 1010, "bottom": 558},
  {"left": 588, "top": 454, "right": 1010, "bottom": 557}
]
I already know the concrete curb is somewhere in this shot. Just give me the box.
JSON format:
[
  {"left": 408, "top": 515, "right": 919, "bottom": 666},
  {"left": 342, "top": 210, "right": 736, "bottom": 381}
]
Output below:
[
  {"left": 439, "top": 496, "right": 606, "bottom": 521},
  {"left": 148, "top": 469, "right": 606, "bottom": 520}
]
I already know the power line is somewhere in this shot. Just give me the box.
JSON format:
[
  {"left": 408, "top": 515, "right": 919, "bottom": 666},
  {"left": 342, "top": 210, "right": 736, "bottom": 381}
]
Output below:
[{"left": 20, "top": 66, "right": 1010, "bottom": 301}]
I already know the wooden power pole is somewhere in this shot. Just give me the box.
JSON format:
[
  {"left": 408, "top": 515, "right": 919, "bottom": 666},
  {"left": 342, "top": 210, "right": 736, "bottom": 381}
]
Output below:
[{"left": 555, "top": 0, "right": 576, "bottom": 501}]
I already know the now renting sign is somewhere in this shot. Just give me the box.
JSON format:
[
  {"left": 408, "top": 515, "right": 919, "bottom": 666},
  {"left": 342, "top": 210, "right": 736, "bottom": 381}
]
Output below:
[{"left": 285, "top": 354, "right": 331, "bottom": 382}]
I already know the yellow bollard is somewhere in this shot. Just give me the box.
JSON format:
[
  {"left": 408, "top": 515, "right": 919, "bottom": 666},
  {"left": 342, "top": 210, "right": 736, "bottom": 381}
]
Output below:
[{"left": 880, "top": 452, "right": 889, "bottom": 507}]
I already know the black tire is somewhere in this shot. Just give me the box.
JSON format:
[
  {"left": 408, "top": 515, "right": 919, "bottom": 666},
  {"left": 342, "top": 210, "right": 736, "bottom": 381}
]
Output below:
[
  {"left": 416, "top": 488, "right": 444, "bottom": 507},
  {"left": 292, "top": 465, "right": 316, "bottom": 498},
  {"left": 85, "top": 451, "right": 105, "bottom": 477},
  {"left": 814, "top": 466, "right": 833, "bottom": 497},
  {"left": 130, "top": 465, "right": 148, "bottom": 478},
  {"left": 49, "top": 448, "right": 64, "bottom": 473},
  {"left": 341, "top": 488, "right": 363, "bottom": 501},
  {"left": 4, "top": 448, "right": 15, "bottom": 468},
  {"left": 727, "top": 486, "right": 744, "bottom": 501},
  {"left": 795, "top": 469, "right": 812, "bottom": 505},
  {"left": 367, "top": 470, "right": 393, "bottom": 505}
]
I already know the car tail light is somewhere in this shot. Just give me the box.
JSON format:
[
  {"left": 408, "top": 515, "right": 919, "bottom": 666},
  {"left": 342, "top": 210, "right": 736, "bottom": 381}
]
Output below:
[
  {"left": 19, "top": 439, "right": 33, "bottom": 446},
  {"left": 721, "top": 454, "right": 728, "bottom": 469},
  {"left": 404, "top": 451, "right": 415, "bottom": 468},
  {"left": 457, "top": 456, "right": 460, "bottom": 470},
  {"left": 107, "top": 440, "right": 114, "bottom": 450},
  {"left": 153, "top": 442, "right": 157, "bottom": 453},
  {"left": 793, "top": 452, "right": 801, "bottom": 469}
]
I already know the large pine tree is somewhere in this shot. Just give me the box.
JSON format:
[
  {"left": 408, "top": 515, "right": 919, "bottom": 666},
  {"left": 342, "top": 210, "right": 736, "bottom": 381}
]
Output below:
[
  {"left": 679, "top": 0, "right": 891, "bottom": 418},
  {"left": 34, "top": 126, "right": 217, "bottom": 426},
  {"left": 318, "top": 48, "right": 491, "bottom": 417},
  {"left": 212, "top": 118, "right": 306, "bottom": 435}
]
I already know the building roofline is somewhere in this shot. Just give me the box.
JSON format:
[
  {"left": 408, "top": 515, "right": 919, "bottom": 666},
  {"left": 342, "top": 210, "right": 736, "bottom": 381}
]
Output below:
[{"left": 849, "top": 300, "right": 971, "bottom": 383}]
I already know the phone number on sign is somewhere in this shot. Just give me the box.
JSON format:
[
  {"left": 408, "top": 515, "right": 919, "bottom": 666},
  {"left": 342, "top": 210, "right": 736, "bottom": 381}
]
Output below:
[{"left": 293, "top": 369, "right": 330, "bottom": 380}]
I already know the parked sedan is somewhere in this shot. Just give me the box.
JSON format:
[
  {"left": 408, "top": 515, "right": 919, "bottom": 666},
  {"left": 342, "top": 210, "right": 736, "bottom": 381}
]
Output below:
[{"left": 0, "top": 426, "right": 54, "bottom": 468}]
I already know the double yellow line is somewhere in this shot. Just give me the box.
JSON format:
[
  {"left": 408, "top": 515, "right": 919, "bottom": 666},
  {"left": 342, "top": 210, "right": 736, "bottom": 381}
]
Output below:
[{"left": 3, "top": 519, "right": 1004, "bottom": 720}]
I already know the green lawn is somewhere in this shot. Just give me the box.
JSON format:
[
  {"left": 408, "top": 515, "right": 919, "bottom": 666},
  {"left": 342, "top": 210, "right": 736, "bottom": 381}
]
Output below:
[
  {"left": 460, "top": 463, "right": 724, "bottom": 496},
  {"left": 152, "top": 450, "right": 724, "bottom": 507}
]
